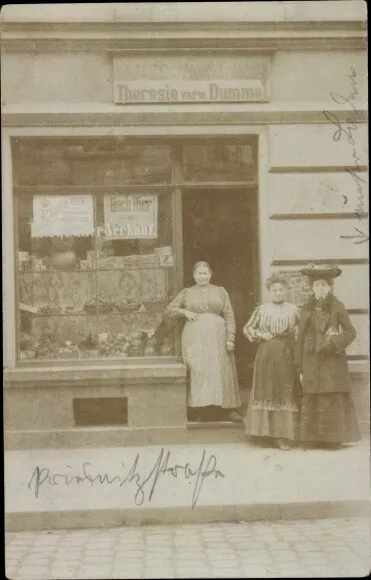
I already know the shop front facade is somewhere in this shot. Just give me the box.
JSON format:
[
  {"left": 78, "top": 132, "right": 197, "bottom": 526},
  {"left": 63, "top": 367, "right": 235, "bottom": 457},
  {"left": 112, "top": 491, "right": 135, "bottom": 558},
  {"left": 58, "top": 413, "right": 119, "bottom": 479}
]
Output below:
[{"left": 2, "top": 3, "right": 368, "bottom": 450}]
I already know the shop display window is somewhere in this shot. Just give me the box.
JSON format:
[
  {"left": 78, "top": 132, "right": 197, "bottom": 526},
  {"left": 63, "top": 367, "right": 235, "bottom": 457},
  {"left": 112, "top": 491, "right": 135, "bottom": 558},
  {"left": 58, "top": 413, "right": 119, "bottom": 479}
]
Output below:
[
  {"left": 14, "top": 138, "right": 176, "bottom": 363},
  {"left": 13, "top": 137, "right": 257, "bottom": 365}
]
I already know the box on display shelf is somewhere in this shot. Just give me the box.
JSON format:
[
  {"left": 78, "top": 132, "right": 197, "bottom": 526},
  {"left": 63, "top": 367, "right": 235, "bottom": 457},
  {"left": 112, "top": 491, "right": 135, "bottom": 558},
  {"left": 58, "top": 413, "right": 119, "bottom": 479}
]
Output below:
[
  {"left": 159, "top": 254, "right": 174, "bottom": 267},
  {"left": 154, "top": 246, "right": 172, "bottom": 256},
  {"left": 18, "top": 252, "right": 29, "bottom": 270}
]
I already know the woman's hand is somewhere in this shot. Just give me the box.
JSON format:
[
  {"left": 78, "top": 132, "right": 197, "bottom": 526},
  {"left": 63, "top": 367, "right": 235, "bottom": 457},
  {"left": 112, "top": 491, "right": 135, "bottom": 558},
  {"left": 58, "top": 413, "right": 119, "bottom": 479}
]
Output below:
[
  {"left": 184, "top": 310, "right": 200, "bottom": 322},
  {"left": 318, "top": 341, "right": 336, "bottom": 354},
  {"left": 299, "top": 373, "right": 303, "bottom": 385},
  {"left": 260, "top": 331, "right": 273, "bottom": 341},
  {"left": 226, "top": 340, "right": 235, "bottom": 353},
  {"left": 293, "top": 325, "right": 299, "bottom": 343}
]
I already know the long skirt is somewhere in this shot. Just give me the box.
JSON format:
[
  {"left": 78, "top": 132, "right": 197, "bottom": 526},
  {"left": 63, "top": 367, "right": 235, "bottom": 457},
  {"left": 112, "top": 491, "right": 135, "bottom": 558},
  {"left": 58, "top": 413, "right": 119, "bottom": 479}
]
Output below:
[
  {"left": 182, "top": 313, "right": 240, "bottom": 408},
  {"left": 244, "top": 337, "right": 299, "bottom": 441},
  {"left": 300, "top": 393, "right": 360, "bottom": 443}
]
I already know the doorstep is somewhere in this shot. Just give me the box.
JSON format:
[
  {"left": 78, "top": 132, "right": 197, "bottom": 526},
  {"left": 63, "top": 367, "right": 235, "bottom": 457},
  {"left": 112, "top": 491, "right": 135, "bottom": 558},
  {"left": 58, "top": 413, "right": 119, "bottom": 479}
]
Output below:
[
  {"left": 186, "top": 421, "right": 245, "bottom": 444},
  {"left": 5, "top": 440, "right": 369, "bottom": 531},
  {"left": 5, "top": 422, "right": 245, "bottom": 450}
]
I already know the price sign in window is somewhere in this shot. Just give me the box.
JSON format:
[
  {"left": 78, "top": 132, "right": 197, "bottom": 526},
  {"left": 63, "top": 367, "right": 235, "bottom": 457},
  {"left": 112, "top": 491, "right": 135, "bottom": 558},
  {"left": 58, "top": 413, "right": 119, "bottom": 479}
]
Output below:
[
  {"left": 102, "top": 194, "right": 158, "bottom": 240},
  {"left": 31, "top": 195, "right": 95, "bottom": 238}
]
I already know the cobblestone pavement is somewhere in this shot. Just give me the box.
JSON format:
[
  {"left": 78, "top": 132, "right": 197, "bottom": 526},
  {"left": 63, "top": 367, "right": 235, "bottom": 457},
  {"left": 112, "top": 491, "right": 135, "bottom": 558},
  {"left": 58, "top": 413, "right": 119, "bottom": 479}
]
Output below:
[{"left": 6, "top": 517, "right": 370, "bottom": 579}]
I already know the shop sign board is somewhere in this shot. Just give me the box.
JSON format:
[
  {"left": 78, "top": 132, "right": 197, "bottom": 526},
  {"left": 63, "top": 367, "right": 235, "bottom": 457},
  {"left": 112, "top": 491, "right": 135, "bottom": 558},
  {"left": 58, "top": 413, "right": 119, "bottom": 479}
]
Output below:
[
  {"left": 113, "top": 54, "right": 270, "bottom": 104},
  {"left": 103, "top": 194, "right": 158, "bottom": 239},
  {"left": 114, "top": 80, "right": 265, "bottom": 104},
  {"left": 31, "top": 195, "right": 94, "bottom": 238}
]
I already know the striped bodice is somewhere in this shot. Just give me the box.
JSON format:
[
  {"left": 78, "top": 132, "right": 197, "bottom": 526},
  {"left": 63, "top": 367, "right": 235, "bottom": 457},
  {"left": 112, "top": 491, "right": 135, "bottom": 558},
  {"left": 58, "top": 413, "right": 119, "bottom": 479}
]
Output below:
[{"left": 244, "top": 302, "right": 299, "bottom": 343}]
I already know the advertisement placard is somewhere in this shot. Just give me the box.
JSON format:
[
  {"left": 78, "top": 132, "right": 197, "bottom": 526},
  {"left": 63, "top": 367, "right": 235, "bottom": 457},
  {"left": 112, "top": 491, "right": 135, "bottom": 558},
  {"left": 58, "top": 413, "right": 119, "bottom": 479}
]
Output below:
[
  {"left": 32, "top": 195, "right": 94, "bottom": 237},
  {"left": 103, "top": 194, "right": 158, "bottom": 239}
]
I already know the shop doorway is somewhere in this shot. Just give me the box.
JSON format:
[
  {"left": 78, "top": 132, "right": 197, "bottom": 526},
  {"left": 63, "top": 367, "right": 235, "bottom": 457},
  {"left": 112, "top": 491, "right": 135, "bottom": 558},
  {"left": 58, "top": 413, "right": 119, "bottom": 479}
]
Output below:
[{"left": 182, "top": 188, "right": 260, "bottom": 405}]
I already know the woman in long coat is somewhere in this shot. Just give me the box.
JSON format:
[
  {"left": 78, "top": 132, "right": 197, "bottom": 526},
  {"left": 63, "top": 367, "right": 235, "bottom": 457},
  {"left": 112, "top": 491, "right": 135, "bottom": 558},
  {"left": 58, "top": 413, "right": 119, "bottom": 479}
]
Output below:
[
  {"left": 165, "top": 261, "right": 241, "bottom": 422},
  {"left": 243, "top": 273, "right": 300, "bottom": 450},
  {"left": 296, "top": 264, "right": 360, "bottom": 449}
]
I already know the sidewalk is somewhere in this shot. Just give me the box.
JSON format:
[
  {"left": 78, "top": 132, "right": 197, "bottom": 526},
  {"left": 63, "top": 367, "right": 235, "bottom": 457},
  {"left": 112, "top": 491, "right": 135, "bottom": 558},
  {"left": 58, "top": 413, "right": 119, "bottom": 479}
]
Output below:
[
  {"left": 6, "top": 517, "right": 370, "bottom": 579},
  {"left": 5, "top": 440, "right": 369, "bottom": 531}
]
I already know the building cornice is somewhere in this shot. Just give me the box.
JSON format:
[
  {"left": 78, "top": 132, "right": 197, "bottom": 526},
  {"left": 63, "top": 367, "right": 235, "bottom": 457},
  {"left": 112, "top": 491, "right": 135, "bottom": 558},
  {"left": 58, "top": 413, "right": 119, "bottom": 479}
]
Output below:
[
  {"left": 0, "top": 2, "right": 366, "bottom": 24},
  {"left": 1, "top": 102, "right": 367, "bottom": 128},
  {"left": 0, "top": 21, "right": 367, "bottom": 52}
]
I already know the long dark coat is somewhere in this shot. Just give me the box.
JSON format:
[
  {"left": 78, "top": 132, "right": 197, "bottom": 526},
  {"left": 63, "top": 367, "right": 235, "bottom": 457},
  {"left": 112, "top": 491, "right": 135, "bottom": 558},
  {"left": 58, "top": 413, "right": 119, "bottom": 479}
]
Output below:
[{"left": 295, "top": 294, "right": 356, "bottom": 394}]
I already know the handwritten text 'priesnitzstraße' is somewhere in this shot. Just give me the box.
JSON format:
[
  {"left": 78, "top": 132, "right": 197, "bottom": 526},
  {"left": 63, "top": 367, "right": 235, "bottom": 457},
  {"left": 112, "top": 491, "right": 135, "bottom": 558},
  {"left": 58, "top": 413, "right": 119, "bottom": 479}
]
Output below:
[{"left": 27, "top": 448, "right": 225, "bottom": 509}]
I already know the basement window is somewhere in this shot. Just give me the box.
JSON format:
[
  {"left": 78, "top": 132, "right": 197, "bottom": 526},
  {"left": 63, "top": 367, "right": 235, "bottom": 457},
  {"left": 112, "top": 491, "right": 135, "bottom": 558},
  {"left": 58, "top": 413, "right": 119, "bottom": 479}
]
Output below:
[{"left": 73, "top": 397, "right": 128, "bottom": 427}]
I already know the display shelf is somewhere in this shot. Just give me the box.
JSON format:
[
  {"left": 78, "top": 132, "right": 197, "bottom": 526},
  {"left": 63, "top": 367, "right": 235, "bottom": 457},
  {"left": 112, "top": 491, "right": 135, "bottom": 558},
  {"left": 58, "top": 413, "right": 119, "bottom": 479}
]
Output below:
[
  {"left": 33, "top": 311, "right": 102, "bottom": 317},
  {"left": 18, "top": 266, "right": 170, "bottom": 273},
  {"left": 96, "top": 266, "right": 168, "bottom": 271},
  {"left": 32, "top": 310, "right": 162, "bottom": 317},
  {"left": 18, "top": 269, "right": 96, "bottom": 274},
  {"left": 17, "top": 355, "right": 178, "bottom": 366}
]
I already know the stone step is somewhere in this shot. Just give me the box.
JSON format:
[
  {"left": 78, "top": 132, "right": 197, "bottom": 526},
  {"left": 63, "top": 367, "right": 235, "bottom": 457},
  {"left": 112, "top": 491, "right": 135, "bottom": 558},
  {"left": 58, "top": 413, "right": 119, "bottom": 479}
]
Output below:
[{"left": 5, "top": 422, "right": 245, "bottom": 451}]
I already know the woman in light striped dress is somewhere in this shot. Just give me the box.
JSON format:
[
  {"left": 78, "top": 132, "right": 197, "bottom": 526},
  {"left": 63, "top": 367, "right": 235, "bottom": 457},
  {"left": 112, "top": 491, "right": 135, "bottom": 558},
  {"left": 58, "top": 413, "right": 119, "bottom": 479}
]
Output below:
[
  {"left": 243, "top": 273, "right": 300, "bottom": 450},
  {"left": 165, "top": 261, "right": 241, "bottom": 422}
]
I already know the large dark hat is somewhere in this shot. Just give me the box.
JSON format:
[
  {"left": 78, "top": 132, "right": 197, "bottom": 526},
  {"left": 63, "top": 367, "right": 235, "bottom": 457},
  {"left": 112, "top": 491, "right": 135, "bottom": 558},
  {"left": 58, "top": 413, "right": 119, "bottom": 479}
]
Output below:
[{"left": 300, "top": 263, "right": 342, "bottom": 279}]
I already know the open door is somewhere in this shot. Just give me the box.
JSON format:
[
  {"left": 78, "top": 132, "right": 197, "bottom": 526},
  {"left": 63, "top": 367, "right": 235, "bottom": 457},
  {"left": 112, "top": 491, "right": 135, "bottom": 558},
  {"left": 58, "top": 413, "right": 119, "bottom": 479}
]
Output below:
[{"left": 182, "top": 188, "right": 259, "bottom": 398}]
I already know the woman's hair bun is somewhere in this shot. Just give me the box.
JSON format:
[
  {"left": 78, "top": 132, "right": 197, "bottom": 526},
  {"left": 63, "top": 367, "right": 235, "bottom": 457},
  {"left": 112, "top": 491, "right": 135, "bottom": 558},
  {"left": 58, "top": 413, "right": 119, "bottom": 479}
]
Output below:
[
  {"left": 193, "top": 261, "right": 212, "bottom": 273},
  {"left": 266, "top": 272, "right": 289, "bottom": 290}
]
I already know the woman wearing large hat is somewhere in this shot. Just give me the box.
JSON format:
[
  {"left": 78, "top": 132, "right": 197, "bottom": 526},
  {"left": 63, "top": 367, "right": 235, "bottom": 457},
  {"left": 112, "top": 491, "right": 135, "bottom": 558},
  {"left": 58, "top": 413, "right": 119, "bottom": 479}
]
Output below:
[{"left": 296, "top": 264, "right": 360, "bottom": 449}]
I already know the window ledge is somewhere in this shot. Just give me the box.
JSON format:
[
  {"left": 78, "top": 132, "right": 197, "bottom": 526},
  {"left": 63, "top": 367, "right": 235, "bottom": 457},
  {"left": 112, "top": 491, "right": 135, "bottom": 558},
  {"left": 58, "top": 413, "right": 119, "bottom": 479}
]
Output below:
[
  {"left": 348, "top": 360, "right": 370, "bottom": 375},
  {"left": 4, "top": 363, "right": 187, "bottom": 386}
]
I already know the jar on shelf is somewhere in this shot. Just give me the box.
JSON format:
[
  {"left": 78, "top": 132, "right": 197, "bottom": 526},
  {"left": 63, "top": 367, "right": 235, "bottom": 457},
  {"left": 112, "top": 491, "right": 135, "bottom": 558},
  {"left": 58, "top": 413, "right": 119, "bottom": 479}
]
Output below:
[
  {"left": 160, "top": 337, "right": 174, "bottom": 355},
  {"left": 143, "top": 336, "right": 157, "bottom": 356}
]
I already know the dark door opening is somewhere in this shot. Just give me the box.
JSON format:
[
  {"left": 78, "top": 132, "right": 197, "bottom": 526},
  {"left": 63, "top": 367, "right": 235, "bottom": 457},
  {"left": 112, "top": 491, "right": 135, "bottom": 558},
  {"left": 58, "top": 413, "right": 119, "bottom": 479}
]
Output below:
[{"left": 182, "top": 188, "right": 259, "bottom": 400}]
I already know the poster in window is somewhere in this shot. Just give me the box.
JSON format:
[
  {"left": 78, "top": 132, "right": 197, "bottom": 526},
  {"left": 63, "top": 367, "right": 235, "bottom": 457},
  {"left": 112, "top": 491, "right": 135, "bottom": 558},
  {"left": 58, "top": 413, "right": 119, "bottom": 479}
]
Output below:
[
  {"left": 103, "top": 194, "right": 158, "bottom": 239},
  {"left": 32, "top": 195, "right": 94, "bottom": 237}
]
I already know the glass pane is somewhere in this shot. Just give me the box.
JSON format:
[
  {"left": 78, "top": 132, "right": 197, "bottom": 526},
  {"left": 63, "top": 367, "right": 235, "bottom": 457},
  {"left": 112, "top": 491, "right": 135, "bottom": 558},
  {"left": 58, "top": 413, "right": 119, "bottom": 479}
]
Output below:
[
  {"left": 12, "top": 138, "right": 172, "bottom": 186},
  {"left": 16, "top": 194, "right": 98, "bottom": 362},
  {"left": 182, "top": 141, "right": 257, "bottom": 182},
  {"left": 95, "top": 192, "right": 176, "bottom": 358},
  {"left": 12, "top": 140, "right": 70, "bottom": 188},
  {"left": 18, "top": 271, "right": 99, "bottom": 361},
  {"left": 16, "top": 195, "right": 95, "bottom": 270}
]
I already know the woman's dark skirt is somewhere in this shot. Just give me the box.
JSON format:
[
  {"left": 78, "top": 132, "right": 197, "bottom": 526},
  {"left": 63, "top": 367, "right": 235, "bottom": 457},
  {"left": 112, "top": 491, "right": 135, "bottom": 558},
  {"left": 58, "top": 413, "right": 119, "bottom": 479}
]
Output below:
[
  {"left": 244, "top": 336, "right": 299, "bottom": 442},
  {"left": 299, "top": 392, "right": 361, "bottom": 443}
]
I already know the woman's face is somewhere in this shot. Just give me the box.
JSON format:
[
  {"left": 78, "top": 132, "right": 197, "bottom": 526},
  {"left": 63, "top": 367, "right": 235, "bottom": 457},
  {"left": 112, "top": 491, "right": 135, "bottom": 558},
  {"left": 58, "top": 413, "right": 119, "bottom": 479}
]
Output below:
[
  {"left": 312, "top": 279, "right": 331, "bottom": 300},
  {"left": 269, "top": 282, "right": 286, "bottom": 303},
  {"left": 193, "top": 266, "right": 211, "bottom": 286}
]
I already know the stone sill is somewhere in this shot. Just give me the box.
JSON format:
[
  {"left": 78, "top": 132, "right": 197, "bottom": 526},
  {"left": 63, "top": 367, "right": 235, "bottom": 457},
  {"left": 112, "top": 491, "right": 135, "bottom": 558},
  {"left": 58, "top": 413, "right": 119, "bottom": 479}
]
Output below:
[
  {"left": 3, "top": 102, "right": 368, "bottom": 115},
  {"left": 4, "top": 360, "right": 367, "bottom": 386},
  {"left": 4, "top": 362, "right": 187, "bottom": 387},
  {"left": 349, "top": 360, "right": 370, "bottom": 375}
]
